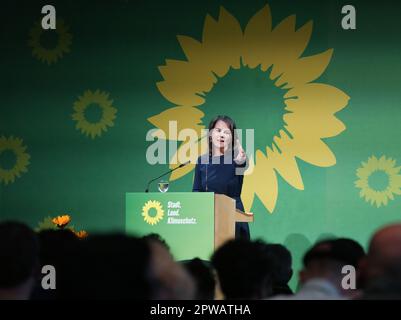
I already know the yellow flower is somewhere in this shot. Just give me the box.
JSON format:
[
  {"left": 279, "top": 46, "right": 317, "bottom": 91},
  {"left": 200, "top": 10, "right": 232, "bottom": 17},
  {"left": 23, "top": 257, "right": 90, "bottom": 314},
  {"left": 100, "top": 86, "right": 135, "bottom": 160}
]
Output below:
[
  {"left": 142, "top": 200, "right": 164, "bottom": 225},
  {"left": 355, "top": 155, "right": 401, "bottom": 207},
  {"left": 28, "top": 19, "right": 72, "bottom": 65},
  {"left": 72, "top": 90, "right": 117, "bottom": 139},
  {"left": 0, "top": 136, "right": 31, "bottom": 185},
  {"left": 75, "top": 230, "right": 88, "bottom": 239},
  {"left": 52, "top": 215, "right": 71, "bottom": 228},
  {"left": 148, "top": 5, "right": 349, "bottom": 213}
]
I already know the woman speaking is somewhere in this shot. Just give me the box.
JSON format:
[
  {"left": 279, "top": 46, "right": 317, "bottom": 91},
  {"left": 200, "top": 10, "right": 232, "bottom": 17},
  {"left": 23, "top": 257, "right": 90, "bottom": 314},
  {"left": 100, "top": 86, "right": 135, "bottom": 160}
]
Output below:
[{"left": 192, "top": 115, "right": 250, "bottom": 240}]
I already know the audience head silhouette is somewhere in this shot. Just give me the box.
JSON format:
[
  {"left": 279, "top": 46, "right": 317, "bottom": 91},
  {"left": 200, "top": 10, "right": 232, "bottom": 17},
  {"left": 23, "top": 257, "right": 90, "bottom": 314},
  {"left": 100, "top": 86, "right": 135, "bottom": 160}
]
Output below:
[
  {"left": 0, "top": 221, "right": 39, "bottom": 300},
  {"left": 211, "top": 239, "right": 274, "bottom": 299}
]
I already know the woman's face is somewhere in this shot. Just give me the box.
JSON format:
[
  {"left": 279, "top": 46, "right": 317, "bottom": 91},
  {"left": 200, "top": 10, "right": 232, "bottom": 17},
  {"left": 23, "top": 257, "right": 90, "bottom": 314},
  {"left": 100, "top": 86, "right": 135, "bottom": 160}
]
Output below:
[{"left": 210, "top": 120, "right": 232, "bottom": 151}]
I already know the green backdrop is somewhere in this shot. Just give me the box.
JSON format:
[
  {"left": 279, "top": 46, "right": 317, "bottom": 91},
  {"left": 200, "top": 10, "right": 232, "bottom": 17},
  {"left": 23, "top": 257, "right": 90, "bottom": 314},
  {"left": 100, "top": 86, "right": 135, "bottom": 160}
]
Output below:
[{"left": 1, "top": 0, "right": 401, "bottom": 290}]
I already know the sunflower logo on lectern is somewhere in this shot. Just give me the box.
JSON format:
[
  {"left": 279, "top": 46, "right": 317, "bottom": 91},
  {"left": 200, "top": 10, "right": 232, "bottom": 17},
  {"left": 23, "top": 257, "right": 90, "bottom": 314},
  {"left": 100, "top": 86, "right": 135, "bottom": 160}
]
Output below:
[
  {"left": 355, "top": 155, "right": 401, "bottom": 208},
  {"left": 142, "top": 200, "right": 164, "bottom": 225},
  {"left": 28, "top": 19, "right": 72, "bottom": 65},
  {"left": 0, "top": 136, "right": 31, "bottom": 185},
  {"left": 148, "top": 5, "right": 349, "bottom": 214},
  {"left": 72, "top": 90, "right": 117, "bottom": 139}
]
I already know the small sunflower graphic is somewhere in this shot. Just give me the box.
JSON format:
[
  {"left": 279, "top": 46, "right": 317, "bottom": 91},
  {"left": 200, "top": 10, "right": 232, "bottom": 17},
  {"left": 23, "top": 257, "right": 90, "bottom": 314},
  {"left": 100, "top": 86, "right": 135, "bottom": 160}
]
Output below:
[
  {"left": 35, "top": 216, "right": 58, "bottom": 232},
  {"left": 355, "top": 155, "right": 401, "bottom": 208},
  {"left": 142, "top": 200, "right": 164, "bottom": 225},
  {"left": 0, "top": 136, "right": 31, "bottom": 185},
  {"left": 28, "top": 19, "right": 72, "bottom": 65},
  {"left": 72, "top": 90, "right": 117, "bottom": 139},
  {"left": 148, "top": 5, "right": 349, "bottom": 213}
]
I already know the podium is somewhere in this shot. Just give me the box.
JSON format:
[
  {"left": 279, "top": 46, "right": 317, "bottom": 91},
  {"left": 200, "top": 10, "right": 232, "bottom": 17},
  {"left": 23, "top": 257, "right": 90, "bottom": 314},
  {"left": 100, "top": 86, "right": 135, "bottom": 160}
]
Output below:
[{"left": 126, "top": 192, "right": 253, "bottom": 261}]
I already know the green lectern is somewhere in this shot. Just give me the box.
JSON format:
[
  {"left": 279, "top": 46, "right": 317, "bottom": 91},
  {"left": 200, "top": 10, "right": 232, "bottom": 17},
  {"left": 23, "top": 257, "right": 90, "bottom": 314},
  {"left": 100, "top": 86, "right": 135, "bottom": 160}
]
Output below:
[{"left": 126, "top": 192, "right": 253, "bottom": 261}]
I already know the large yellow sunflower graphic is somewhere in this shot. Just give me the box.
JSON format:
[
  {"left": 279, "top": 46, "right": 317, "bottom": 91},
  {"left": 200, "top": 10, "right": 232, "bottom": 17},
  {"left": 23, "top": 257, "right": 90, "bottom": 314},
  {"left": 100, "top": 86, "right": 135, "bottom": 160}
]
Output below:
[
  {"left": 0, "top": 136, "right": 31, "bottom": 185},
  {"left": 142, "top": 200, "right": 164, "bottom": 225},
  {"left": 28, "top": 19, "right": 72, "bottom": 65},
  {"left": 72, "top": 90, "right": 117, "bottom": 139},
  {"left": 355, "top": 155, "right": 401, "bottom": 208},
  {"left": 148, "top": 5, "right": 349, "bottom": 213}
]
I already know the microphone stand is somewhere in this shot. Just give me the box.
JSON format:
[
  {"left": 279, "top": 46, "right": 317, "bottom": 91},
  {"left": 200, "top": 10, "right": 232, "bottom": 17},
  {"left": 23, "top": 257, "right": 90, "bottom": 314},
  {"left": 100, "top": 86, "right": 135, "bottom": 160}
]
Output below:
[{"left": 145, "top": 161, "right": 190, "bottom": 192}]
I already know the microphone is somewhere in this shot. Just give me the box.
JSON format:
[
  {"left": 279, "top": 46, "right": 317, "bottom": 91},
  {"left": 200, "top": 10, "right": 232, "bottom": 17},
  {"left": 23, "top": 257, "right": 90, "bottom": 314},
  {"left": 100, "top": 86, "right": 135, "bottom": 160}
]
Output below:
[{"left": 145, "top": 161, "right": 190, "bottom": 192}]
